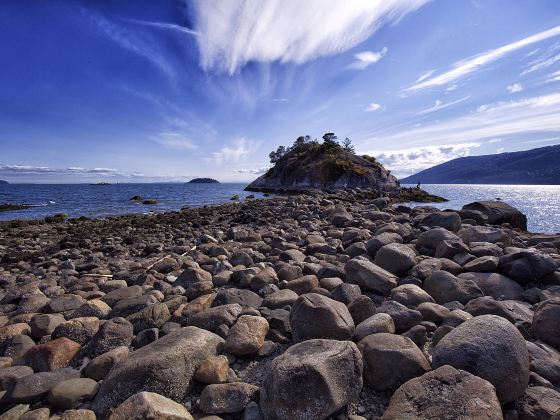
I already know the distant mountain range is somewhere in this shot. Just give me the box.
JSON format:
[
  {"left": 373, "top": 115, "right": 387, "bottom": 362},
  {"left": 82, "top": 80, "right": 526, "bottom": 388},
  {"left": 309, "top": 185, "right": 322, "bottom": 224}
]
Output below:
[{"left": 400, "top": 144, "right": 560, "bottom": 185}]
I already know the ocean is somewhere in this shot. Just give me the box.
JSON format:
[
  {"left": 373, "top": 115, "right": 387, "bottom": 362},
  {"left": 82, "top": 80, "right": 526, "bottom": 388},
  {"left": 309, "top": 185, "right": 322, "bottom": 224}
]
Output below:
[{"left": 1, "top": 183, "right": 559, "bottom": 234}]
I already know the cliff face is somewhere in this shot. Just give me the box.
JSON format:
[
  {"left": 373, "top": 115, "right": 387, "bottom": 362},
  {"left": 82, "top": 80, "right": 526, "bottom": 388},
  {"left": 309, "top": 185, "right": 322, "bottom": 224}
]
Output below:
[
  {"left": 400, "top": 144, "right": 560, "bottom": 185},
  {"left": 246, "top": 142, "right": 398, "bottom": 192}
]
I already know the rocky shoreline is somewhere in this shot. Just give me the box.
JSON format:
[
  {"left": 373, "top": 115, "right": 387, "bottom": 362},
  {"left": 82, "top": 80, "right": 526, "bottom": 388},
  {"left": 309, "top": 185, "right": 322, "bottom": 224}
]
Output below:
[{"left": 0, "top": 188, "right": 559, "bottom": 419}]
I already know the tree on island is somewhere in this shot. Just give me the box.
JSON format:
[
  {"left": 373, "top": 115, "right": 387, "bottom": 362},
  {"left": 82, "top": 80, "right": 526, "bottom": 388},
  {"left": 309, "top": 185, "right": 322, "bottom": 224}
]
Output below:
[
  {"left": 268, "top": 132, "right": 358, "bottom": 164},
  {"left": 342, "top": 137, "right": 355, "bottom": 153}
]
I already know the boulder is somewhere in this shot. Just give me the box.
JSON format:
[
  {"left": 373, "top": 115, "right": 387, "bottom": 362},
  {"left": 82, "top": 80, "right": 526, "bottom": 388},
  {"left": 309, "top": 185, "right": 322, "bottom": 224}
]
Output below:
[
  {"left": 224, "top": 315, "right": 269, "bottom": 355},
  {"left": 374, "top": 243, "right": 416, "bottom": 276},
  {"left": 262, "top": 289, "right": 298, "bottom": 309},
  {"left": 91, "top": 326, "right": 224, "bottom": 418},
  {"left": 48, "top": 378, "right": 99, "bottom": 409},
  {"left": 376, "top": 301, "right": 422, "bottom": 333},
  {"left": 432, "top": 314, "right": 530, "bottom": 403},
  {"left": 84, "top": 346, "right": 129, "bottom": 381},
  {"left": 261, "top": 339, "right": 362, "bottom": 420},
  {"left": 290, "top": 293, "right": 354, "bottom": 341},
  {"left": 194, "top": 355, "right": 229, "bottom": 384},
  {"left": 82, "top": 317, "right": 133, "bottom": 359},
  {"left": 19, "top": 337, "right": 81, "bottom": 372},
  {"left": 187, "top": 304, "right": 242, "bottom": 332},
  {"left": 462, "top": 201, "right": 527, "bottom": 230},
  {"left": 519, "top": 386, "right": 560, "bottom": 419},
  {"left": 52, "top": 317, "right": 99, "bottom": 345},
  {"left": 457, "top": 272, "right": 522, "bottom": 300},
  {"left": 390, "top": 284, "right": 434, "bottom": 307},
  {"left": 108, "top": 391, "right": 193, "bottom": 420},
  {"left": 458, "top": 225, "right": 511, "bottom": 245},
  {"left": 418, "top": 211, "right": 462, "bottom": 232},
  {"left": 382, "top": 365, "right": 502, "bottom": 420},
  {"left": 354, "top": 313, "right": 395, "bottom": 341},
  {"left": 423, "top": 270, "right": 483, "bottom": 305},
  {"left": 199, "top": 382, "right": 259, "bottom": 414},
  {"left": 499, "top": 249, "right": 558, "bottom": 283},
  {"left": 416, "top": 228, "right": 460, "bottom": 251},
  {"left": 358, "top": 333, "right": 431, "bottom": 391},
  {"left": 345, "top": 258, "right": 398, "bottom": 295},
  {"left": 526, "top": 341, "right": 560, "bottom": 386},
  {"left": 2, "top": 368, "right": 80, "bottom": 405},
  {"left": 532, "top": 298, "right": 560, "bottom": 350}
]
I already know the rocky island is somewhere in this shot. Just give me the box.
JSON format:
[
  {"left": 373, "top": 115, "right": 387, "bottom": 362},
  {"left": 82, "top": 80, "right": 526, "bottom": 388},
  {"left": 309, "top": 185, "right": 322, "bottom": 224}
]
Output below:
[
  {"left": 189, "top": 178, "right": 220, "bottom": 184},
  {"left": 0, "top": 140, "right": 559, "bottom": 419}
]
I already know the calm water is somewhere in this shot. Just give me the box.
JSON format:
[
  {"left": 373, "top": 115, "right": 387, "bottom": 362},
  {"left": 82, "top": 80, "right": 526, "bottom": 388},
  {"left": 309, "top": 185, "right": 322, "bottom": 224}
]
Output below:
[
  {"left": 1, "top": 183, "right": 559, "bottom": 233},
  {"left": 0, "top": 183, "right": 265, "bottom": 221},
  {"left": 403, "top": 184, "right": 560, "bottom": 234}
]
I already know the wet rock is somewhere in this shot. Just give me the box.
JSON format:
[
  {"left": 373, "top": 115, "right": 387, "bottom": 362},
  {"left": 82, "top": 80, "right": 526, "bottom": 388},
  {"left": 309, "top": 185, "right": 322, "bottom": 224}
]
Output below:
[
  {"left": 91, "top": 326, "right": 223, "bottom": 418},
  {"left": 432, "top": 314, "right": 530, "bottom": 403},
  {"left": 358, "top": 333, "right": 430, "bottom": 391},
  {"left": 199, "top": 382, "right": 259, "bottom": 414},
  {"left": 108, "top": 391, "right": 194, "bottom": 420},
  {"left": 290, "top": 293, "right": 354, "bottom": 341},
  {"left": 261, "top": 339, "right": 362, "bottom": 420},
  {"left": 382, "top": 365, "right": 502, "bottom": 420}
]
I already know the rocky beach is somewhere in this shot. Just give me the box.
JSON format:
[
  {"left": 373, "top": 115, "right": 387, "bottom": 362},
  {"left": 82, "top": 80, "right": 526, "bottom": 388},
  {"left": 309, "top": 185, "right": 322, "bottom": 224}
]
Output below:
[{"left": 0, "top": 187, "right": 559, "bottom": 419}]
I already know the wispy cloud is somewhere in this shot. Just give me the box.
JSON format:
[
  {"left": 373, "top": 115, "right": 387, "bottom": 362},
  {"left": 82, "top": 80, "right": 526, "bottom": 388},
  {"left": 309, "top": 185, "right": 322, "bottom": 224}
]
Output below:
[
  {"left": 191, "top": 0, "right": 429, "bottom": 73},
  {"left": 124, "top": 19, "right": 199, "bottom": 36},
  {"left": 153, "top": 133, "right": 197, "bottom": 150},
  {"left": 365, "top": 102, "right": 382, "bottom": 112},
  {"left": 522, "top": 41, "right": 560, "bottom": 74},
  {"left": 211, "top": 137, "right": 259, "bottom": 165},
  {"left": 488, "top": 138, "right": 503, "bottom": 143},
  {"left": 373, "top": 142, "right": 482, "bottom": 177},
  {"left": 408, "top": 25, "right": 560, "bottom": 90},
  {"left": 507, "top": 83, "right": 523, "bottom": 93},
  {"left": 417, "top": 95, "right": 470, "bottom": 115},
  {"left": 348, "top": 47, "right": 388, "bottom": 70},
  {"left": 0, "top": 165, "right": 119, "bottom": 175},
  {"left": 235, "top": 167, "right": 269, "bottom": 174},
  {"left": 84, "top": 9, "right": 176, "bottom": 80},
  {"left": 546, "top": 69, "right": 560, "bottom": 83},
  {"left": 367, "top": 92, "right": 560, "bottom": 147},
  {"left": 415, "top": 69, "right": 435, "bottom": 83}
]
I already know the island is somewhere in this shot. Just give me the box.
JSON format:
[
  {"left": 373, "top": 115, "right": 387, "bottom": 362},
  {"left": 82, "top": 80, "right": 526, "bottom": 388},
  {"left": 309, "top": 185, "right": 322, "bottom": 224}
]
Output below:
[
  {"left": 0, "top": 180, "right": 8, "bottom": 184},
  {"left": 188, "top": 178, "right": 220, "bottom": 184},
  {"left": 400, "top": 144, "right": 560, "bottom": 184}
]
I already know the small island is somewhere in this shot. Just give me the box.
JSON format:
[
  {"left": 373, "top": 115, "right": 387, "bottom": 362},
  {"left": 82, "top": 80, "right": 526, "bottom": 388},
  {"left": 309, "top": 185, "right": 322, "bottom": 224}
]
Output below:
[
  {"left": 0, "top": 180, "right": 8, "bottom": 184},
  {"left": 188, "top": 178, "right": 220, "bottom": 184}
]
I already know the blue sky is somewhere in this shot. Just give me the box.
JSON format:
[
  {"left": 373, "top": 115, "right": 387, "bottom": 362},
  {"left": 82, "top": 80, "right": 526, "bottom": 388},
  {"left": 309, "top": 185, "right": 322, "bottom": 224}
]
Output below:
[{"left": 1, "top": 0, "right": 560, "bottom": 183}]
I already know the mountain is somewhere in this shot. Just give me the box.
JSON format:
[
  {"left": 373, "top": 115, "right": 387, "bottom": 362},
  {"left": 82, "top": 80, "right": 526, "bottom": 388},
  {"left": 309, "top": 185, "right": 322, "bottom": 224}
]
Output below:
[
  {"left": 400, "top": 144, "right": 560, "bottom": 184},
  {"left": 246, "top": 141, "right": 398, "bottom": 192},
  {"left": 188, "top": 178, "right": 220, "bottom": 184}
]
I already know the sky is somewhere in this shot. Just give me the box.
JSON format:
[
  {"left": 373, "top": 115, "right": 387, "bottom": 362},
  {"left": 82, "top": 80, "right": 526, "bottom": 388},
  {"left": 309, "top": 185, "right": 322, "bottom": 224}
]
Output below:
[{"left": 1, "top": 0, "right": 560, "bottom": 183}]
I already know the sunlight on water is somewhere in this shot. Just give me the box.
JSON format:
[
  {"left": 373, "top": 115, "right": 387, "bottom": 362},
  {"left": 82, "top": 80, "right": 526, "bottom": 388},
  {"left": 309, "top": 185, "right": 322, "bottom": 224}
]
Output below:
[{"left": 403, "top": 184, "right": 560, "bottom": 234}]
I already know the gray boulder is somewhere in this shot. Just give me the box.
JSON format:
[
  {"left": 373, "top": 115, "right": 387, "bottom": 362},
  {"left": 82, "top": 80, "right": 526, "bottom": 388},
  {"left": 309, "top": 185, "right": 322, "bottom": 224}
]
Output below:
[
  {"left": 423, "top": 270, "right": 483, "bottom": 305},
  {"left": 457, "top": 272, "right": 522, "bottom": 300},
  {"left": 261, "top": 339, "right": 362, "bottom": 420},
  {"left": 91, "top": 326, "right": 224, "bottom": 418},
  {"left": 374, "top": 243, "right": 416, "bottom": 276},
  {"left": 532, "top": 298, "right": 560, "bottom": 350},
  {"left": 358, "top": 333, "right": 430, "bottom": 391},
  {"left": 432, "top": 314, "right": 530, "bottom": 403},
  {"left": 290, "top": 293, "right": 354, "bottom": 341},
  {"left": 345, "top": 257, "right": 398, "bottom": 295},
  {"left": 382, "top": 365, "right": 502, "bottom": 420}
]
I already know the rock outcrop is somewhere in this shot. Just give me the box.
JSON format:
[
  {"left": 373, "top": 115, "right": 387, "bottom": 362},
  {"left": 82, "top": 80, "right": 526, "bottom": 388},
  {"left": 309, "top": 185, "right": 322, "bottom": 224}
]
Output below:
[{"left": 246, "top": 141, "right": 398, "bottom": 192}]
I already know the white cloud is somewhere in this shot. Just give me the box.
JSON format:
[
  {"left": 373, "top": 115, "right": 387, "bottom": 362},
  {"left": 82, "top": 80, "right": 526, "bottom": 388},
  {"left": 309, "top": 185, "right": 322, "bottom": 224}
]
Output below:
[
  {"left": 546, "top": 69, "right": 560, "bottom": 83},
  {"left": 417, "top": 95, "right": 470, "bottom": 115},
  {"left": 191, "top": 0, "right": 429, "bottom": 73},
  {"left": 366, "top": 92, "right": 560, "bottom": 148},
  {"left": 497, "top": 147, "right": 505, "bottom": 153},
  {"left": 415, "top": 69, "right": 435, "bottom": 83},
  {"left": 348, "top": 47, "right": 388, "bottom": 70},
  {"left": 522, "top": 42, "right": 560, "bottom": 74},
  {"left": 211, "top": 137, "right": 258, "bottom": 165},
  {"left": 507, "top": 83, "right": 523, "bottom": 93},
  {"left": 365, "top": 102, "right": 382, "bottom": 112},
  {"left": 408, "top": 25, "right": 560, "bottom": 90},
  {"left": 124, "top": 19, "right": 199, "bottom": 36},
  {"left": 488, "top": 138, "right": 503, "bottom": 143},
  {"left": 153, "top": 133, "right": 197, "bottom": 150},
  {"left": 235, "top": 167, "right": 269, "bottom": 174},
  {"left": 373, "top": 142, "right": 482, "bottom": 177},
  {"left": 0, "top": 165, "right": 119, "bottom": 175}
]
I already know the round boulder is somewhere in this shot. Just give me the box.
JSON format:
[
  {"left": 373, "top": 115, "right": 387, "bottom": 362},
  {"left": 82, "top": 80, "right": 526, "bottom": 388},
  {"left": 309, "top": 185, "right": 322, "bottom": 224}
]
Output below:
[
  {"left": 532, "top": 298, "right": 560, "bottom": 350},
  {"left": 432, "top": 314, "right": 530, "bottom": 403},
  {"left": 261, "top": 339, "right": 362, "bottom": 420},
  {"left": 290, "top": 293, "right": 354, "bottom": 341},
  {"left": 383, "top": 365, "right": 502, "bottom": 420},
  {"left": 374, "top": 243, "right": 417, "bottom": 276},
  {"left": 358, "top": 333, "right": 430, "bottom": 391}
]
